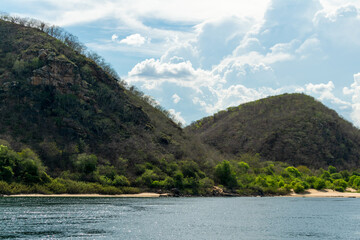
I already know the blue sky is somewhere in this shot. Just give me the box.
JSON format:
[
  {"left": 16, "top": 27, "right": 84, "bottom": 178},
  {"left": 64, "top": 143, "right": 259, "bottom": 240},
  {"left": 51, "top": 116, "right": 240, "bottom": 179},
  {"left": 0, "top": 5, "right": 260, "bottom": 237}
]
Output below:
[{"left": 2, "top": 0, "right": 360, "bottom": 127}]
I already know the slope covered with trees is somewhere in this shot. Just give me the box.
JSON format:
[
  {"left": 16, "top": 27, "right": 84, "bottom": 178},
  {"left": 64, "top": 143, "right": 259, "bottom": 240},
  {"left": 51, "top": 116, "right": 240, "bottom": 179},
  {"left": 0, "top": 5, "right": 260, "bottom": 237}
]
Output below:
[
  {"left": 0, "top": 17, "right": 218, "bottom": 182},
  {"left": 186, "top": 93, "right": 360, "bottom": 169},
  {"left": 1, "top": 15, "right": 360, "bottom": 196}
]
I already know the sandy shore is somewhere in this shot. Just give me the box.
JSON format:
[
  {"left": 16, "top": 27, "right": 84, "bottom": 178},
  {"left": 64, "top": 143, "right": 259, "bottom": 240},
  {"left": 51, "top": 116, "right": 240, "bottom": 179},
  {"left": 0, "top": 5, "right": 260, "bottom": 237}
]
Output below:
[
  {"left": 288, "top": 188, "right": 360, "bottom": 198},
  {"left": 3, "top": 189, "right": 360, "bottom": 198},
  {"left": 3, "top": 192, "right": 170, "bottom": 198}
]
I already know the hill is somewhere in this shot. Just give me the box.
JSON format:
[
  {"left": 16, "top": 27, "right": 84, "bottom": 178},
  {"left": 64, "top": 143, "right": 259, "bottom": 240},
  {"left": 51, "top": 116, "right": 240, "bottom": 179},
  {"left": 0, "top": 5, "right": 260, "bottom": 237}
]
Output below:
[
  {"left": 186, "top": 93, "right": 360, "bottom": 169},
  {"left": 0, "top": 18, "right": 216, "bottom": 177}
]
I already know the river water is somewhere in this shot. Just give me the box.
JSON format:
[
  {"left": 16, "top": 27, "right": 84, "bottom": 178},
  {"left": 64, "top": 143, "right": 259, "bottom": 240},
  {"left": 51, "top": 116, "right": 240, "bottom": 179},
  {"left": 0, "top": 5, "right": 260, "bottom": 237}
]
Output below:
[{"left": 0, "top": 197, "right": 359, "bottom": 239}]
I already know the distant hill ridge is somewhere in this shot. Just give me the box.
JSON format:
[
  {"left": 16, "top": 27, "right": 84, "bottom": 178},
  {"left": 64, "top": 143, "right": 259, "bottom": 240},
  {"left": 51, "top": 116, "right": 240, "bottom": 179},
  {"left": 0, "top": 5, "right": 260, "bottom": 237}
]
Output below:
[{"left": 186, "top": 93, "right": 360, "bottom": 169}]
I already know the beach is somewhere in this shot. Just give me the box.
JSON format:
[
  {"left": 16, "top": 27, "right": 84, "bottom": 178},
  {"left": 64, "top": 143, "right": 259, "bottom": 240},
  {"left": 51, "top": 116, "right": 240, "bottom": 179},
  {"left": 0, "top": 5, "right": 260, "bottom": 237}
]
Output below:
[
  {"left": 288, "top": 188, "right": 360, "bottom": 198},
  {"left": 3, "top": 189, "right": 360, "bottom": 198}
]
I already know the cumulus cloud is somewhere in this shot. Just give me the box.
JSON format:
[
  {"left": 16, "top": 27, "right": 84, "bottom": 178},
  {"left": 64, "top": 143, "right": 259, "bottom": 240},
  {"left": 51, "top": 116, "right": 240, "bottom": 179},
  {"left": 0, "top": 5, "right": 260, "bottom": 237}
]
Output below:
[
  {"left": 111, "top": 34, "right": 118, "bottom": 41},
  {"left": 127, "top": 58, "right": 219, "bottom": 91},
  {"left": 168, "top": 109, "right": 186, "bottom": 126},
  {"left": 9, "top": 0, "right": 360, "bottom": 125},
  {"left": 314, "top": 5, "right": 360, "bottom": 47},
  {"left": 305, "top": 81, "right": 351, "bottom": 107},
  {"left": 172, "top": 94, "right": 181, "bottom": 104},
  {"left": 119, "top": 33, "right": 148, "bottom": 47},
  {"left": 343, "top": 73, "right": 360, "bottom": 127}
]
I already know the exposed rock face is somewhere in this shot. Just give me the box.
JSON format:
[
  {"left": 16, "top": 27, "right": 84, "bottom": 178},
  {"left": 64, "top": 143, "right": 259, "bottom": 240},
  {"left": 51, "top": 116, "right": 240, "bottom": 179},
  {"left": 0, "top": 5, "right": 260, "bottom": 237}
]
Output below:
[{"left": 30, "top": 49, "right": 82, "bottom": 94}]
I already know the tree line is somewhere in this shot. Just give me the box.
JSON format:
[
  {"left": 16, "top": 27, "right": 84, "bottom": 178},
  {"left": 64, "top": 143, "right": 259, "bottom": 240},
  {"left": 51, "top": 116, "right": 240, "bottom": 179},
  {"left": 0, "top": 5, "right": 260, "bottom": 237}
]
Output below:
[{"left": 1, "top": 143, "right": 360, "bottom": 196}]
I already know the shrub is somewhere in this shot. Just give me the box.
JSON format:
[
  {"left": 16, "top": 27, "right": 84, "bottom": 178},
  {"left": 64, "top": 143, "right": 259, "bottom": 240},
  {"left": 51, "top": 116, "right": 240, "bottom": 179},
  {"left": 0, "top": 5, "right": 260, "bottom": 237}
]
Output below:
[
  {"left": 215, "top": 160, "right": 237, "bottom": 188},
  {"left": 9, "top": 182, "right": 32, "bottom": 194},
  {"left": 314, "top": 179, "right": 326, "bottom": 190},
  {"left": 331, "top": 173, "right": 342, "bottom": 180},
  {"left": 238, "top": 161, "right": 249, "bottom": 173},
  {"left": 181, "top": 161, "right": 205, "bottom": 178},
  {"left": 0, "top": 181, "right": 11, "bottom": 194},
  {"left": 333, "top": 179, "right": 347, "bottom": 189},
  {"left": 30, "top": 184, "right": 52, "bottom": 194},
  {"left": 199, "top": 177, "right": 214, "bottom": 189},
  {"left": 340, "top": 170, "right": 350, "bottom": 181},
  {"left": 163, "top": 176, "right": 175, "bottom": 189},
  {"left": 278, "top": 180, "right": 285, "bottom": 188},
  {"left": 173, "top": 171, "right": 184, "bottom": 189},
  {"left": 285, "top": 167, "right": 301, "bottom": 178},
  {"left": 112, "top": 175, "right": 130, "bottom": 187},
  {"left": 305, "top": 176, "right": 317, "bottom": 188},
  {"left": 293, "top": 182, "right": 305, "bottom": 193},
  {"left": 74, "top": 154, "right": 98, "bottom": 174},
  {"left": 99, "top": 176, "right": 113, "bottom": 185},
  {"left": 321, "top": 171, "right": 331, "bottom": 180},
  {"left": 297, "top": 165, "right": 311, "bottom": 175},
  {"left": 0, "top": 166, "right": 14, "bottom": 182},
  {"left": 328, "top": 166, "right": 337, "bottom": 174},
  {"left": 352, "top": 176, "right": 360, "bottom": 189},
  {"left": 137, "top": 169, "right": 159, "bottom": 187},
  {"left": 255, "top": 176, "right": 268, "bottom": 188},
  {"left": 47, "top": 179, "right": 67, "bottom": 194}
]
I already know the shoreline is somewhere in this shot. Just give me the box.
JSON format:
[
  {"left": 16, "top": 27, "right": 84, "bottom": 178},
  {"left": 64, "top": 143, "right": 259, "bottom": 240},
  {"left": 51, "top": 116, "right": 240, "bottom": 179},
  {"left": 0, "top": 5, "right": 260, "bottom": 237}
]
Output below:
[
  {"left": 2, "top": 189, "right": 360, "bottom": 198},
  {"left": 2, "top": 192, "right": 171, "bottom": 198}
]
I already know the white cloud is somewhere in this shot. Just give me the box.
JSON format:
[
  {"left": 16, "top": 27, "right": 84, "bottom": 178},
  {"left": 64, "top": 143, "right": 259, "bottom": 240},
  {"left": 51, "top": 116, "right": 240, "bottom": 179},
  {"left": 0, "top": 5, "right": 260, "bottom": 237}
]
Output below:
[
  {"left": 172, "top": 94, "right": 181, "bottom": 104},
  {"left": 127, "top": 58, "right": 219, "bottom": 91},
  {"left": 168, "top": 109, "right": 186, "bottom": 126},
  {"left": 111, "top": 34, "right": 118, "bottom": 41},
  {"left": 9, "top": 0, "right": 271, "bottom": 26},
  {"left": 305, "top": 81, "right": 351, "bottom": 106},
  {"left": 314, "top": 5, "right": 360, "bottom": 47},
  {"left": 295, "top": 37, "right": 321, "bottom": 59},
  {"left": 343, "top": 73, "right": 360, "bottom": 127},
  {"left": 119, "top": 33, "right": 147, "bottom": 47},
  {"left": 6, "top": 0, "right": 360, "bottom": 126}
]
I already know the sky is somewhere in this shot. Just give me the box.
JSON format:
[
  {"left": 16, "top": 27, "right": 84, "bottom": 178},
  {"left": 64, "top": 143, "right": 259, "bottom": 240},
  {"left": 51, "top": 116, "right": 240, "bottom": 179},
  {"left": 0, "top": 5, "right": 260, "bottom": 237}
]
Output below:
[{"left": 2, "top": 0, "right": 360, "bottom": 127}]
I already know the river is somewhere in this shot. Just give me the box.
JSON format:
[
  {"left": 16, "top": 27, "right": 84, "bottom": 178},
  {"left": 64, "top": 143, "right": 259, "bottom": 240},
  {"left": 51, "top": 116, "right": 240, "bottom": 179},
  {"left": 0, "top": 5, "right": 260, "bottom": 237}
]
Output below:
[{"left": 0, "top": 197, "right": 359, "bottom": 239}]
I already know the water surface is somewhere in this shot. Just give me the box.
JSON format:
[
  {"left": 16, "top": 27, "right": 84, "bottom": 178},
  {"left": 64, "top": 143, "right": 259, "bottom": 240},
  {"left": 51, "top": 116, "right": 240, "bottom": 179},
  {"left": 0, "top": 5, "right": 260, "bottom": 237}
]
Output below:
[{"left": 0, "top": 197, "right": 359, "bottom": 239}]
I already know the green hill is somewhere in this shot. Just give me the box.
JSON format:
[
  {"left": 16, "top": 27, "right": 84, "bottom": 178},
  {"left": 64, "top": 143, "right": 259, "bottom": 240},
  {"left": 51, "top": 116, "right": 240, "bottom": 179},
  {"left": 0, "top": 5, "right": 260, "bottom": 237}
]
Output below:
[
  {"left": 0, "top": 18, "right": 215, "bottom": 178},
  {"left": 186, "top": 93, "right": 360, "bottom": 169},
  {"left": 2, "top": 16, "right": 360, "bottom": 196}
]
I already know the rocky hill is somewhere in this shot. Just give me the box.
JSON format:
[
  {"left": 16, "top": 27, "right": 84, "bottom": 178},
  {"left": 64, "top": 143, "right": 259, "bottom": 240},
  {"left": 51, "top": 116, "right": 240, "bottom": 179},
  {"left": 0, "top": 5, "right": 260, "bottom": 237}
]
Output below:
[
  {"left": 186, "top": 93, "right": 360, "bottom": 169},
  {"left": 0, "top": 19, "right": 215, "bottom": 176}
]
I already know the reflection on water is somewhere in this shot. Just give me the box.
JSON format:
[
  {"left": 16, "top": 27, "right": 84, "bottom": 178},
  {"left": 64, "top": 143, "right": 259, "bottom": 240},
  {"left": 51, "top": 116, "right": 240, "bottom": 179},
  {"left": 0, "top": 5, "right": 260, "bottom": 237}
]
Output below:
[{"left": 0, "top": 197, "right": 359, "bottom": 239}]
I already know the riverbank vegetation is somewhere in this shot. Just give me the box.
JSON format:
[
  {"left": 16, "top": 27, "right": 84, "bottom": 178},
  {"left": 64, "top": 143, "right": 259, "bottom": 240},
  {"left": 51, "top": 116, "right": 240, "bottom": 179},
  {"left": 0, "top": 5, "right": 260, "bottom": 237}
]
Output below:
[{"left": 1, "top": 144, "right": 359, "bottom": 196}]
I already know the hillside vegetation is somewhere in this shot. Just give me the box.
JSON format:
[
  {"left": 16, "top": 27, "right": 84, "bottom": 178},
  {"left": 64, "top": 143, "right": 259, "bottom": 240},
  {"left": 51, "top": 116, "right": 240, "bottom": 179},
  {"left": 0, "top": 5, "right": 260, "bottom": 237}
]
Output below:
[
  {"left": 0, "top": 18, "right": 218, "bottom": 179},
  {"left": 1, "top": 15, "right": 360, "bottom": 196},
  {"left": 187, "top": 93, "right": 360, "bottom": 169}
]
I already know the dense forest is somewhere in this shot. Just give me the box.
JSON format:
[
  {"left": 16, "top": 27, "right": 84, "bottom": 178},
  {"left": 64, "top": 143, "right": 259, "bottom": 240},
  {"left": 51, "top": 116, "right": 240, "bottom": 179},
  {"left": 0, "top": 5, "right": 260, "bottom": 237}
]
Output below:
[{"left": 1, "top": 14, "right": 360, "bottom": 196}]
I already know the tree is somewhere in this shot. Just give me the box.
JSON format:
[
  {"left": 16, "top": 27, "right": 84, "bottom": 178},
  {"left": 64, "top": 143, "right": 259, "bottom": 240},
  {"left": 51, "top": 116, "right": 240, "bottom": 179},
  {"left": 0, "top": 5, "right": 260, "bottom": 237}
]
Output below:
[
  {"left": 215, "top": 160, "right": 237, "bottom": 188},
  {"left": 285, "top": 167, "right": 301, "bottom": 178},
  {"left": 238, "top": 161, "right": 249, "bottom": 174},
  {"left": 74, "top": 154, "right": 98, "bottom": 174},
  {"left": 328, "top": 166, "right": 337, "bottom": 174},
  {"left": 113, "top": 175, "right": 130, "bottom": 187},
  {"left": 0, "top": 145, "right": 18, "bottom": 182}
]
